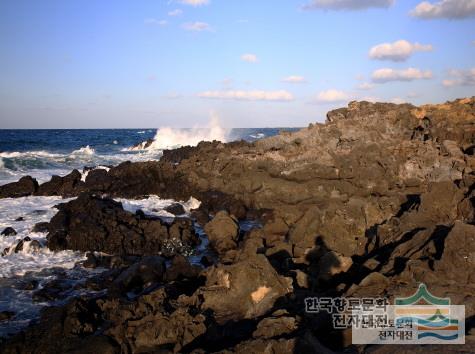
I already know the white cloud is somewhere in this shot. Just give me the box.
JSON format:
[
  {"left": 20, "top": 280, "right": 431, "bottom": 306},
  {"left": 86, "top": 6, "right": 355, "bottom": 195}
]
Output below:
[
  {"left": 357, "top": 82, "right": 375, "bottom": 90},
  {"left": 182, "top": 22, "right": 211, "bottom": 31},
  {"left": 315, "top": 89, "right": 349, "bottom": 103},
  {"left": 168, "top": 9, "right": 183, "bottom": 16},
  {"left": 144, "top": 18, "right": 168, "bottom": 26},
  {"left": 369, "top": 40, "right": 433, "bottom": 62},
  {"left": 241, "top": 54, "right": 258, "bottom": 63},
  {"left": 302, "top": 0, "right": 394, "bottom": 11},
  {"left": 372, "top": 68, "right": 433, "bottom": 83},
  {"left": 180, "top": 0, "right": 209, "bottom": 6},
  {"left": 410, "top": 0, "right": 475, "bottom": 19},
  {"left": 283, "top": 76, "right": 306, "bottom": 83},
  {"left": 198, "top": 90, "right": 294, "bottom": 101},
  {"left": 442, "top": 68, "right": 475, "bottom": 87}
]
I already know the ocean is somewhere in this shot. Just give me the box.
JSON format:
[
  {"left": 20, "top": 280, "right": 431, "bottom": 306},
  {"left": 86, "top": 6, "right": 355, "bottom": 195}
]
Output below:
[{"left": 0, "top": 127, "right": 298, "bottom": 336}]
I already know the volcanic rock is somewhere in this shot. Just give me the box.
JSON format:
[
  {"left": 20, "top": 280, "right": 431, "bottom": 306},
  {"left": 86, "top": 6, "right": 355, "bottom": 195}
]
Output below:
[
  {"left": 165, "top": 202, "right": 186, "bottom": 216},
  {"left": 0, "top": 176, "right": 38, "bottom": 198},
  {"left": 1, "top": 227, "right": 17, "bottom": 236},
  {"left": 46, "top": 193, "right": 199, "bottom": 256},
  {"left": 197, "top": 254, "right": 292, "bottom": 324},
  {"left": 32, "top": 222, "right": 49, "bottom": 233},
  {"left": 204, "top": 210, "right": 239, "bottom": 255}
]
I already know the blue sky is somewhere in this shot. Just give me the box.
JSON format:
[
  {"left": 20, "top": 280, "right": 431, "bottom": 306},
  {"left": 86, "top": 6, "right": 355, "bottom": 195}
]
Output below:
[{"left": 0, "top": 0, "right": 474, "bottom": 128}]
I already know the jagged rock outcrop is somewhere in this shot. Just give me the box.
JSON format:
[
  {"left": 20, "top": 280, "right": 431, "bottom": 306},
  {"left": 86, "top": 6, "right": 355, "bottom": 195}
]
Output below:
[
  {"left": 47, "top": 193, "right": 200, "bottom": 256},
  {"left": 1, "top": 98, "right": 475, "bottom": 353}
]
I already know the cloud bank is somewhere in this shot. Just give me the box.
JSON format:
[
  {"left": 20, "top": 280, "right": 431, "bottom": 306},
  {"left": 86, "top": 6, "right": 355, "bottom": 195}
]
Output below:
[
  {"left": 372, "top": 68, "right": 433, "bottom": 83},
  {"left": 443, "top": 68, "right": 475, "bottom": 87},
  {"left": 369, "top": 40, "right": 433, "bottom": 61},
  {"left": 411, "top": 0, "right": 475, "bottom": 19}
]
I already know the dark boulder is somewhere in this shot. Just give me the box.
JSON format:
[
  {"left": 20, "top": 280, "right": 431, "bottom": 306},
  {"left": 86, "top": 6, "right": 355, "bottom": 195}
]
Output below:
[
  {"left": 109, "top": 256, "right": 165, "bottom": 296},
  {"left": 165, "top": 202, "right": 186, "bottom": 216},
  {"left": 204, "top": 210, "right": 240, "bottom": 255},
  {"left": 32, "top": 222, "right": 49, "bottom": 233},
  {"left": 0, "top": 176, "right": 38, "bottom": 198},
  {"left": 197, "top": 254, "right": 292, "bottom": 324},
  {"left": 1, "top": 227, "right": 17, "bottom": 236},
  {"left": 35, "top": 169, "right": 85, "bottom": 197},
  {"left": 46, "top": 193, "right": 199, "bottom": 256}
]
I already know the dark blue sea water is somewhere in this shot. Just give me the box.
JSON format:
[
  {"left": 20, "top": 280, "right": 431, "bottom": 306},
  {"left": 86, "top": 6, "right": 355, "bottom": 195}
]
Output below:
[{"left": 0, "top": 128, "right": 299, "bottom": 185}]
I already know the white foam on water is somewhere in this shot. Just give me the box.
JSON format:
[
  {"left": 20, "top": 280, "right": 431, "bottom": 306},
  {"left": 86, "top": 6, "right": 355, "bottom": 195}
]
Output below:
[
  {"left": 250, "top": 133, "right": 265, "bottom": 139},
  {"left": 117, "top": 195, "right": 200, "bottom": 219},
  {"left": 0, "top": 196, "right": 84, "bottom": 278},
  {"left": 71, "top": 145, "right": 95, "bottom": 156}
]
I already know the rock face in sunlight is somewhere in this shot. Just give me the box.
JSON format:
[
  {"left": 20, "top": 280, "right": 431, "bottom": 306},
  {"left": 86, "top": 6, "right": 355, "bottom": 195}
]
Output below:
[{"left": 1, "top": 97, "right": 475, "bottom": 353}]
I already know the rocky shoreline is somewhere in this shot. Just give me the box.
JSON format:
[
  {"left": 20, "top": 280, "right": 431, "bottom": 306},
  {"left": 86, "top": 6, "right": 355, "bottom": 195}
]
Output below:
[{"left": 0, "top": 98, "right": 474, "bottom": 353}]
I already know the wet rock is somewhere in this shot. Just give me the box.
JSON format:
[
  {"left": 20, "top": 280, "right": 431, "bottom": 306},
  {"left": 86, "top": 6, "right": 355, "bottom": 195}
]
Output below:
[
  {"left": 15, "top": 279, "right": 39, "bottom": 291},
  {"left": 0, "top": 176, "right": 38, "bottom": 198},
  {"left": 197, "top": 254, "right": 292, "bottom": 324},
  {"left": 204, "top": 211, "right": 239, "bottom": 255},
  {"left": 35, "top": 169, "right": 85, "bottom": 197},
  {"left": 29, "top": 240, "right": 42, "bottom": 252},
  {"left": 13, "top": 236, "right": 31, "bottom": 253},
  {"left": 47, "top": 193, "right": 199, "bottom": 256},
  {"left": 131, "top": 138, "right": 154, "bottom": 150},
  {"left": 32, "top": 221, "right": 50, "bottom": 233},
  {"left": 1, "top": 227, "right": 17, "bottom": 236},
  {"left": 15, "top": 217, "right": 24, "bottom": 221},
  {"left": 165, "top": 202, "right": 186, "bottom": 216},
  {"left": 32, "top": 279, "right": 71, "bottom": 302}
]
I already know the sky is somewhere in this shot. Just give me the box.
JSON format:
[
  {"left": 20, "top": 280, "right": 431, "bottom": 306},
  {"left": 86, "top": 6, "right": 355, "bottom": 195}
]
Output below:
[{"left": 0, "top": 0, "right": 474, "bottom": 128}]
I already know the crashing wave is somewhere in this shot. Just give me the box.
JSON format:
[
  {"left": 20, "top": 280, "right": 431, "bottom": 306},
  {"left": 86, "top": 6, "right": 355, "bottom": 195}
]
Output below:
[
  {"left": 125, "top": 114, "right": 228, "bottom": 152},
  {"left": 71, "top": 145, "right": 95, "bottom": 156}
]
